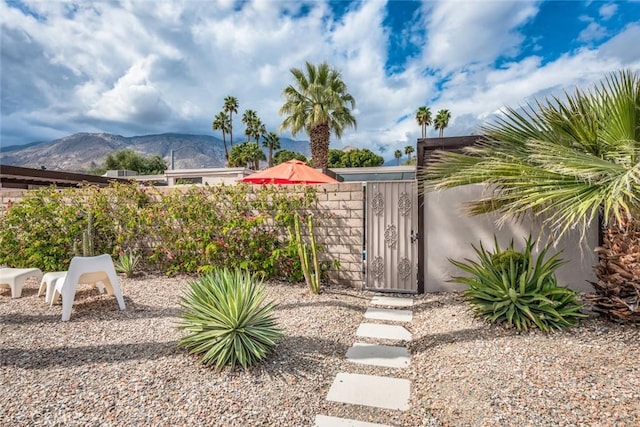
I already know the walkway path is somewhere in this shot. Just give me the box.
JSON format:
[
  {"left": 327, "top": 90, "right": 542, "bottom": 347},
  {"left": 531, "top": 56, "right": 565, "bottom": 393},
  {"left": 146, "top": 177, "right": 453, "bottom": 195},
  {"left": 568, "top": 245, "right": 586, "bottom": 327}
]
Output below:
[{"left": 314, "top": 295, "right": 414, "bottom": 427}]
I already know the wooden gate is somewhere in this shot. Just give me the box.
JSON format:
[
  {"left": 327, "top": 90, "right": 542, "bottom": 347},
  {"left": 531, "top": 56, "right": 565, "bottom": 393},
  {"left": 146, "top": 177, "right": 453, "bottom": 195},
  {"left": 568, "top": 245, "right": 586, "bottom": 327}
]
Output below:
[{"left": 365, "top": 181, "right": 418, "bottom": 293}]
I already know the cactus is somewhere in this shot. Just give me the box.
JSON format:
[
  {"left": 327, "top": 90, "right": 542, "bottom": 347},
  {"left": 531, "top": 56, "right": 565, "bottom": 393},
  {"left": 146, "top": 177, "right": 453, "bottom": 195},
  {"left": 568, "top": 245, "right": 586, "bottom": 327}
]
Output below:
[
  {"left": 288, "top": 212, "right": 320, "bottom": 294},
  {"left": 75, "top": 210, "right": 95, "bottom": 257}
]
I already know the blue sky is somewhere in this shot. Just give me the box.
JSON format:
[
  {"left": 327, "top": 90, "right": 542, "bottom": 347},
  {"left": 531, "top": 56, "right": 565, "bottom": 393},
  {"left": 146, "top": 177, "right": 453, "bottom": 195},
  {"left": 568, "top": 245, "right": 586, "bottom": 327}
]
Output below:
[{"left": 1, "top": 0, "right": 639, "bottom": 158}]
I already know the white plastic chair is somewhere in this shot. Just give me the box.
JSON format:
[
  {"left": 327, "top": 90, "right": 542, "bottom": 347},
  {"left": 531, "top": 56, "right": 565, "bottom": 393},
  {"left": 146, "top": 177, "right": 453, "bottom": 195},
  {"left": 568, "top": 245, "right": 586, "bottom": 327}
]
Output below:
[
  {"left": 50, "top": 254, "right": 126, "bottom": 321},
  {"left": 0, "top": 268, "right": 43, "bottom": 298}
]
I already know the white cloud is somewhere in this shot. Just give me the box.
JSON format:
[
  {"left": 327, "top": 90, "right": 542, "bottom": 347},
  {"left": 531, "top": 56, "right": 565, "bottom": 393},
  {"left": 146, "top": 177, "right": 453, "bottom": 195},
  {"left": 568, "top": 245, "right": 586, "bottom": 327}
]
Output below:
[
  {"left": 421, "top": 0, "right": 539, "bottom": 70},
  {"left": 578, "top": 22, "right": 608, "bottom": 42},
  {"left": 87, "top": 56, "right": 172, "bottom": 123},
  {"left": 599, "top": 3, "right": 618, "bottom": 20}
]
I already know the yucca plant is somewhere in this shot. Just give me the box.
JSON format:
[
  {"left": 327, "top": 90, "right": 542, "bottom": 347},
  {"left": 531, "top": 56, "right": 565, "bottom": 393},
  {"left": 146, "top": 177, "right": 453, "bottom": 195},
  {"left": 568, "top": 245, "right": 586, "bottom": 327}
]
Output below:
[
  {"left": 177, "top": 268, "right": 282, "bottom": 369},
  {"left": 450, "top": 236, "right": 586, "bottom": 332},
  {"left": 114, "top": 250, "right": 141, "bottom": 278}
]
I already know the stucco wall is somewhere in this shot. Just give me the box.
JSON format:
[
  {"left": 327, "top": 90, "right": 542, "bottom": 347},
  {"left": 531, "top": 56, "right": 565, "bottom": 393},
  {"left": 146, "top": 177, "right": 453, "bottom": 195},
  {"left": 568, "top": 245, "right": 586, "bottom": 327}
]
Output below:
[{"left": 424, "top": 184, "right": 598, "bottom": 292}]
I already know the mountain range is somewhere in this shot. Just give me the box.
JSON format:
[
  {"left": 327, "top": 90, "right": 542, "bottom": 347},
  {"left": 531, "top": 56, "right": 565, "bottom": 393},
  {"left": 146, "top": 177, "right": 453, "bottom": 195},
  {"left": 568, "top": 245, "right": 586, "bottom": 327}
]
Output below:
[{"left": 0, "top": 133, "right": 312, "bottom": 172}]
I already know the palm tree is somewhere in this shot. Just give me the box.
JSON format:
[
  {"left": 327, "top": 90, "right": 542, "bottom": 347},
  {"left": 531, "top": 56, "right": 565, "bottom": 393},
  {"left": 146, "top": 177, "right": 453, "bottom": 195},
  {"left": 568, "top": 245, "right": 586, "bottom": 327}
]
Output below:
[
  {"left": 416, "top": 106, "right": 432, "bottom": 138},
  {"left": 224, "top": 96, "right": 239, "bottom": 147},
  {"left": 434, "top": 109, "right": 451, "bottom": 138},
  {"left": 420, "top": 69, "right": 640, "bottom": 323},
  {"left": 404, "top": 145, "right": 414, "bottom": 161},
  {"left": 262, "top": 132, "right": 281, "bottom": 166},
  {"left": 279, "top": 61, "right": 357, "bottom": 168},
  {"left": 228, "top": 142, "right": 266, "bottom": 170},
  {"left": 242, "top": 110, "right": 260, "bottom": 142},
  {"left": 212, "top": 111, "right": 231, "bottom": 161},
  {"left": 254, "top": 121, "right": 266, "bottom": 144},
  {"left": 394, "top": 149, "right": 402, "bottom": 166}
]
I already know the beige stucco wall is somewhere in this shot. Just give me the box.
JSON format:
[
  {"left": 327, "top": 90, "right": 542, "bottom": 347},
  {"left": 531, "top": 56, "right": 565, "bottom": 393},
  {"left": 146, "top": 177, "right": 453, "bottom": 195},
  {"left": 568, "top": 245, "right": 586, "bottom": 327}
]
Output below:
[{"left": 424, "top": 184, "right": 598, "bottom": 292}]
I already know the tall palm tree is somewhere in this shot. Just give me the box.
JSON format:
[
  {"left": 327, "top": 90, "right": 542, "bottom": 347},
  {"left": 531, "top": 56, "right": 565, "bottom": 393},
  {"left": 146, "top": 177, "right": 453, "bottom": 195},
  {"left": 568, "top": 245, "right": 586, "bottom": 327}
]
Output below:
[
  {"left": 279, "top": 61, "right": 357, "bottom": 168},
  {"left": 394, "top": 149, "right": 402, "bottom": 166},
  {"left": 254, "top": 121, "right": 266, "bottom": 144},
  {"left": 262, "top": 132, "right": 281, "bottom": 166},
  {"left": 224, "top": 96, "right": 239, "bottom": 147},
  {"left": 242, "top": 110, "right": 260, "bottom": 142},
  {"left": 404, "top": 145, "right": 415, "bottom": 161},
  {"left": 420, "top": 69, "right": 640, "bottom": 323},
  {"left": 434, "top": 109, "right": 451, "bottom": 138},
  {"left": 212, "top": 111, "right": 231, "bottom": 161},
  {"left": 416, "top": 106, "right": 432, "bottom": 138}
]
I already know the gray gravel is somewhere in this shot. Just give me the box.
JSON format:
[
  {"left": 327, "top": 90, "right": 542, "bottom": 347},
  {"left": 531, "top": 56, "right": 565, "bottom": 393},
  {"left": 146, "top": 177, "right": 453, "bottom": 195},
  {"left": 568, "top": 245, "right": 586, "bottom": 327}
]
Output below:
[{"left": 1, "top": 276, "right": 639, "bottom": 426}]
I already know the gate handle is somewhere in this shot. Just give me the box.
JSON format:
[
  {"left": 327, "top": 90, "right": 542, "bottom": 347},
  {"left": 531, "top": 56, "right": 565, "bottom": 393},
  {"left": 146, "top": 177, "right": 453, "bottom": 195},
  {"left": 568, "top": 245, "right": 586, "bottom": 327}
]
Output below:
[{"left": 411, "top": 229, "right": 419, "bottom": 243}]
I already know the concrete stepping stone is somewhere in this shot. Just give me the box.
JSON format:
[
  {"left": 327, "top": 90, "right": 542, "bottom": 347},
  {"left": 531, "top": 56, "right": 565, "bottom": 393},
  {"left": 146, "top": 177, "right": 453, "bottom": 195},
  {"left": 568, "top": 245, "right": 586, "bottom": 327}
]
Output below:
[
  {"left": 314, "top": 415, "right": 394, "bottom": 427},
  {"left": 364, "top": 307, "right": 413, "bottom": 322},
  {"left": 346, "top": 342, "right": 410, "bottom": 368},
  {"left": 326, "top": 372, "right": 410, "bottom": 410},
  {"left": 370, "top": 296, "right": 413, "bottom": 307},
  {"left": 356, "top": 323, "right": 412, "bottom": 341}
]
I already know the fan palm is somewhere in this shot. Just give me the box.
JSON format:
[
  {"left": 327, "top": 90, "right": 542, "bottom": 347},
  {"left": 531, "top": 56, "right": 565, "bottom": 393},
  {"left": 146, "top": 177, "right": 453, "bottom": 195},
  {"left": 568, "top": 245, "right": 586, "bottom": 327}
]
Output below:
[
  {"left": 224, "top": 96, "right": 239, "bottom": 147},
  {"left": 242, "top": 110, "right": 264, "bottom": 143},
  {"left": 394, "top": 149, "right": 402, "bottom": 166},
  {"left": 404, "top": 145, "right": 415, "bottom": 161},
  {"left": 420, "top": 69, "right": 640, "bottom": 323},
  {"left": 416, "top": 106, "right": 432, "bottom": 138},
  {"left": 262, "top": 132, "right": 281, "bottom": 166},
  {"left": 228, "top": 142, "right": 266, "bottom": 170},
  {"left": 212, "top": 111, "right": 231, "bottom": 161},
  {"left": 279, "top": 61, "right": 357, "bottom": 168},
  {"left": 434, "top": 109, "right": 451, "bottom": 138}
]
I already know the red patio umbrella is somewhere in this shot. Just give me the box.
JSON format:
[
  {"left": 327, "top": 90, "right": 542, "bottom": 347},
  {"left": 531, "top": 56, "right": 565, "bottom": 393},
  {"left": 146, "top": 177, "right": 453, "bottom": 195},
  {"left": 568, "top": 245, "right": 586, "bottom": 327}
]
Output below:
[{"left": 241, "top": 160, "right": 338, "bottom": 184}]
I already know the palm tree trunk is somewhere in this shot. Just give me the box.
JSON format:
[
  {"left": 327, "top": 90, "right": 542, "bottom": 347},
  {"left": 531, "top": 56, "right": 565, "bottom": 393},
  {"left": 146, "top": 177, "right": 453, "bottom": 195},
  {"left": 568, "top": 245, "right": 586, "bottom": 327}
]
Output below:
[
  {"left": 310, "top": 123, "right": 330, "bottom": 168},
  {"left": 591, "top": 217, "right": 640, "bottom": 322},
  {"left": 222, "top": 132, "right": 229, "bottom": 161},
  {"left": 268, "top": 147, "right": 273, "bottom": 167},
  {"left": 229, "top": 113, "right": 233, "bottom": 147}
]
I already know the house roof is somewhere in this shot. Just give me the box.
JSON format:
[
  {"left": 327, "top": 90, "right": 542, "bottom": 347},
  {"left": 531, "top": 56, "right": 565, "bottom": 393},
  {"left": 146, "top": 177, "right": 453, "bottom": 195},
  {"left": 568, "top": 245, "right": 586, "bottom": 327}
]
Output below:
[{"left": 0, "top": 164, "right": 129, "bottom": 188}]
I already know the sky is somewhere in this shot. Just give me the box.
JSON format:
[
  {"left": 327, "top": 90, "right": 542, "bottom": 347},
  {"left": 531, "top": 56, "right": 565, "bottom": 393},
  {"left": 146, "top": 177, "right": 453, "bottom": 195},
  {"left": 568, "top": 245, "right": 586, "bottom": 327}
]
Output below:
[{"left": 1, "top": 0, "right": 640, "bottom": 158}]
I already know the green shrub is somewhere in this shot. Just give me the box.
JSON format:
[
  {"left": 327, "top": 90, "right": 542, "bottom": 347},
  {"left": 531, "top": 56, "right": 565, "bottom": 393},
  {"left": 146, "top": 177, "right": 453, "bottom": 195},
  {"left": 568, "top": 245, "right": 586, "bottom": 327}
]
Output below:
[
  {"left": 177, "top": 268, "right": 282, "bottom": 369},
  {"left": 0, "top": 182, "right": 326, "bottom": 281},
  {"left": 450, "top": 236, "right": 586, "bottom": 332}
]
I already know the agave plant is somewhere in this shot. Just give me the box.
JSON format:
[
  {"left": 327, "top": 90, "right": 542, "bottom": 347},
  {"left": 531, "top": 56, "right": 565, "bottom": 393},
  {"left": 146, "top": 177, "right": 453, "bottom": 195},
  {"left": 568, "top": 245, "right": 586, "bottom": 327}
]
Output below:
[
  {"left": 114, "top": 250, "right": 141, "bottom": 278},
  {"left": 450, "top": 236, "right": 586, "bottom": 332},
  {"left": 177, "top": 268, "right": 282, "bottom": 369}
]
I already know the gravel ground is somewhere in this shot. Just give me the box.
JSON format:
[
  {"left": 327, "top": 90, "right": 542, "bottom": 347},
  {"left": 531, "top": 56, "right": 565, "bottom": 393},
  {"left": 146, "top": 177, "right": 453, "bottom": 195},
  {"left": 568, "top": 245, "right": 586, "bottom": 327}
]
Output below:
[{"left": 1, "top": 275, "right": 639, "bottom": 427}]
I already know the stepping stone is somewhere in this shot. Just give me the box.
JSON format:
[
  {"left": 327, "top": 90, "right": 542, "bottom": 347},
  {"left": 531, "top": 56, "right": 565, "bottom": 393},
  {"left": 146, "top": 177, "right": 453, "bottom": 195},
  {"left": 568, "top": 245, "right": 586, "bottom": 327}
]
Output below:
[
  {"left": 314, "top": 415, "right": 394, "bottom": 427},
  {"left": 364, "top": 307, "right": 413, "bottom": 322},
  {"left": 346, "top": 342, "right": 410, "bottom": 368},
  {"left": 370, "top": 296, "right": 413, "bottom": 307},
  {"left": 326, "top": 372, "right": 410, "bottom": 410},
  {"left": 356, "top": 323, "right": 412, "bottom": 341}
]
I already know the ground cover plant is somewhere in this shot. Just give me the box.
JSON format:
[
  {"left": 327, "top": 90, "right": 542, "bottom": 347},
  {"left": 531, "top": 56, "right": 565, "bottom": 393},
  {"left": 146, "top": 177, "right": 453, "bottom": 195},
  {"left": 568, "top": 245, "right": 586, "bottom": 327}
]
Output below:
[
  {"left": 177, "top": 268, "right": 282, "bottom": 369},
  {"left": 0, "top": 182, "right": 324, "bottom": 282},
  {"left": 450, "top": 236, "right": 586, "bottom": 332}
]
